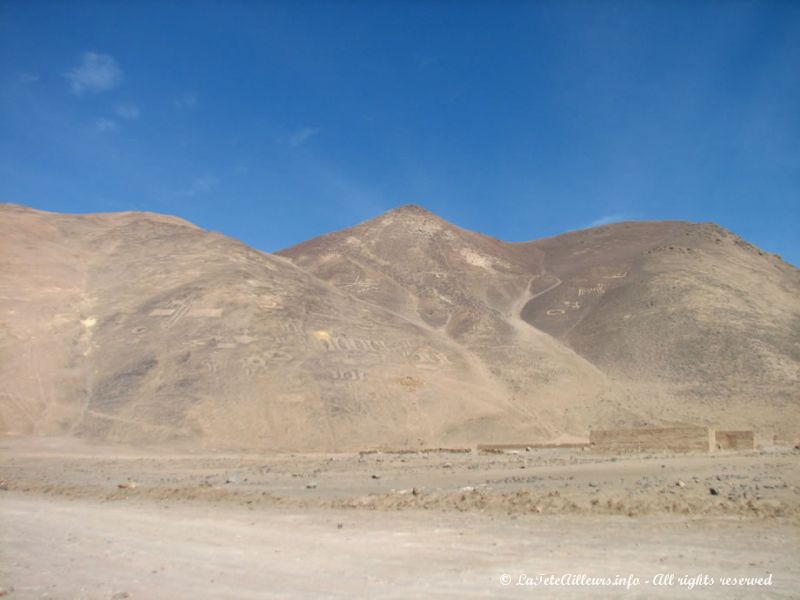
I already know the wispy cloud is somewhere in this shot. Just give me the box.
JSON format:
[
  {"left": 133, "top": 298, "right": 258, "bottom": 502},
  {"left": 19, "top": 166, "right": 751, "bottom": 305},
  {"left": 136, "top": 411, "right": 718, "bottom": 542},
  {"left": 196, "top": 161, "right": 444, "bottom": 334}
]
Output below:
[
  {"left": 232, "top": 159, "right": 250, "bottom": 175},
  {"left": 174, "top": 91, "right": 198, "bottom": 109},
  {"left": 288, "top": 126, "right": 320, "bottom": 148},
  {"left": 175, "top": 176, "right": 219, "bottom": 197},
  {"left": 95, "top": 117, "right": 119, "bottom": 133},
  {"left": 64, "top": 52, "right": 123, "bottom": 94},
  {"left": 113, "top": 103, "right": 140, "bottom": 120},
  {"left": 17, "top": 72, "right": 40, "bottom": 85},
  {"left": 586, "top": 213, "right": 634, "bottom": 228}
]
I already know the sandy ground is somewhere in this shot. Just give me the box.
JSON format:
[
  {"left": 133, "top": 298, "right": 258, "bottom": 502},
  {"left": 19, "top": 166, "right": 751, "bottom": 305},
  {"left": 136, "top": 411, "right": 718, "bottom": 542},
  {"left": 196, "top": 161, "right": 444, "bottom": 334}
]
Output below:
[{"left": 1, "top": 436, "right": 799, "bottom": 599}]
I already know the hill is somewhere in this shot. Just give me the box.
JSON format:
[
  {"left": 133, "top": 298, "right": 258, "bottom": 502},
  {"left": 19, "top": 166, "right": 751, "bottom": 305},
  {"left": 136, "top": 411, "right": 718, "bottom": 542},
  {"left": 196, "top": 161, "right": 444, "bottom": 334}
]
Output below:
[{"left": 1, "top": 203, "right": 797, "bottom": 449}]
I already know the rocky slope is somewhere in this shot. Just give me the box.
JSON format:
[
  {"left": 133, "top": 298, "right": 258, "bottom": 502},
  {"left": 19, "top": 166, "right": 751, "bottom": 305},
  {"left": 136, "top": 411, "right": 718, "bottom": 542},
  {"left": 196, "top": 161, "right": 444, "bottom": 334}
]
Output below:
[{"left": 1, "top": 203, "right": 797, "bottom": 449}]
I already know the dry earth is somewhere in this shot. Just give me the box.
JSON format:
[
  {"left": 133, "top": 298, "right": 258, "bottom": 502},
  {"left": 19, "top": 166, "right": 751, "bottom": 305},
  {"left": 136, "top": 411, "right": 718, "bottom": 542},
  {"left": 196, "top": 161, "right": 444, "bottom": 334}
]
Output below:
[
  {"left": 1, "top": 437, "right": 799, "bottom": 598},
  {"left": 1, "top": 204, "right": 798, "bottom": 597},
  {"left": 2, "top": 203, "right": 798, "bottom": 450}
]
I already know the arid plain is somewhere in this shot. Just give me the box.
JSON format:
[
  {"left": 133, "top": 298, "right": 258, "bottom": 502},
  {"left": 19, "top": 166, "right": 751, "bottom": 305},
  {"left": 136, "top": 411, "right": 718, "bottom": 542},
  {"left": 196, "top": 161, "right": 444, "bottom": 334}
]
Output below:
[
  {"left": 2, "top": 437, "right": 798, "bottom": 598},
  {"left": 1, "top": 203, "right": 798, "bottom": 598}
]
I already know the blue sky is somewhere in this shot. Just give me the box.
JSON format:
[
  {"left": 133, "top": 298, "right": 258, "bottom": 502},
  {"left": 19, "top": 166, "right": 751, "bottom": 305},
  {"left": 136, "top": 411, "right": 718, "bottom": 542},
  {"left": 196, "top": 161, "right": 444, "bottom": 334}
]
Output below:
[{"left": 1, "top": 1, "right": 798, "bottom": 264}]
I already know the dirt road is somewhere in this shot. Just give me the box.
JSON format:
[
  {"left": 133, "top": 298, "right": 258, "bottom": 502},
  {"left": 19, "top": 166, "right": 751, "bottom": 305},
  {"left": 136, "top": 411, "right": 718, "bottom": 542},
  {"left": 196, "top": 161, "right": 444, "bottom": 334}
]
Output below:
[
  {"left": 3, "top": 495, "right": 798, "bottom": 599},
  {"left": 1, "top": 437, "right": 798, "bottom": 598}
]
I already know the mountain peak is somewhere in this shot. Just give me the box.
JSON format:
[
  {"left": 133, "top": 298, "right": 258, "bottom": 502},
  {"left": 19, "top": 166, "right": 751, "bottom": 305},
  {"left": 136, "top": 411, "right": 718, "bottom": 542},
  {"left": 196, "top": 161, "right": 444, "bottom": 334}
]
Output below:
[
  {"left": 390, "top": 203, "right": 434, "bottom": 216},
  {"left": 379, "top": 203, "right": 451, "bottom": 228},
  {"left": 349, "top": 203, "right": 452, "bottom": 235}
]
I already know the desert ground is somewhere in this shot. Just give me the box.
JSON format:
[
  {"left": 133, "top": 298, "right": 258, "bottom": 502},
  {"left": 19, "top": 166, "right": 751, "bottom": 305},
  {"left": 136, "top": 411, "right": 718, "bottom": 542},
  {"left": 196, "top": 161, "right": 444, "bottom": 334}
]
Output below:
[
  {"left": 1, "top": 436, "right": 798, "bottom": 599},
  {"left": 2, "top": 206, "right": 799, "bottom": 597}
]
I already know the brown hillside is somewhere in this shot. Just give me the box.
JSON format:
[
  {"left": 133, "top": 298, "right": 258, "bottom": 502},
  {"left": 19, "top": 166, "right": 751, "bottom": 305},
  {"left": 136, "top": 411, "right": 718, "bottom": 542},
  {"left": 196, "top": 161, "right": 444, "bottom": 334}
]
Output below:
[{"left": 1, "top": 203, "right": 797, "bottom": 449}]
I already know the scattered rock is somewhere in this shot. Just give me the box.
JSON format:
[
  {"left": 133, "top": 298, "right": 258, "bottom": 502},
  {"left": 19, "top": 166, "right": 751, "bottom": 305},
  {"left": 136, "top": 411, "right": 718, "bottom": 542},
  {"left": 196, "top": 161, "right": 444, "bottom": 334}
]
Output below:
[
  {"left": 709, "top": 487, "right": 719, "bottom": 495},
  {"left": 305, "top": 481, "right": 318, "bottom": 489},
  {"left": 676, "top": 480, "right": 686, "bottom": 488},
  {"left": 371, "top": 474, "right": 381, "bottom": 479},
  {"left": 337, "top": 523, "right": 343, "bottom": 529},
  {"left": 117, "top": 481, "right": 137, "bottom": 490},
  {"left": 0, "top": 480, "right": 7, "bottom": 491},
  {"left": 111, "top": 593, "right": 130, "bottom": 600}
]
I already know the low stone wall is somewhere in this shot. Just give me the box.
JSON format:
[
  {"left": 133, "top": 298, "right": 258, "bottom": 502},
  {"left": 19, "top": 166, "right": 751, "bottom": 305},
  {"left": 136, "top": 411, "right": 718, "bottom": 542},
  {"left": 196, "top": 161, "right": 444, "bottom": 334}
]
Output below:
[
  {"left": 715, "top": 430, "right": 755, "bottom": 450},
  {"left": 589, "top": 427, "right": 714, "bottom": 454},
  {"left": 477, "top": 442, "right": 588, "bottom": 453},
  {"left": 359, "top": 447, "right": 472, "bottom": 455}
]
